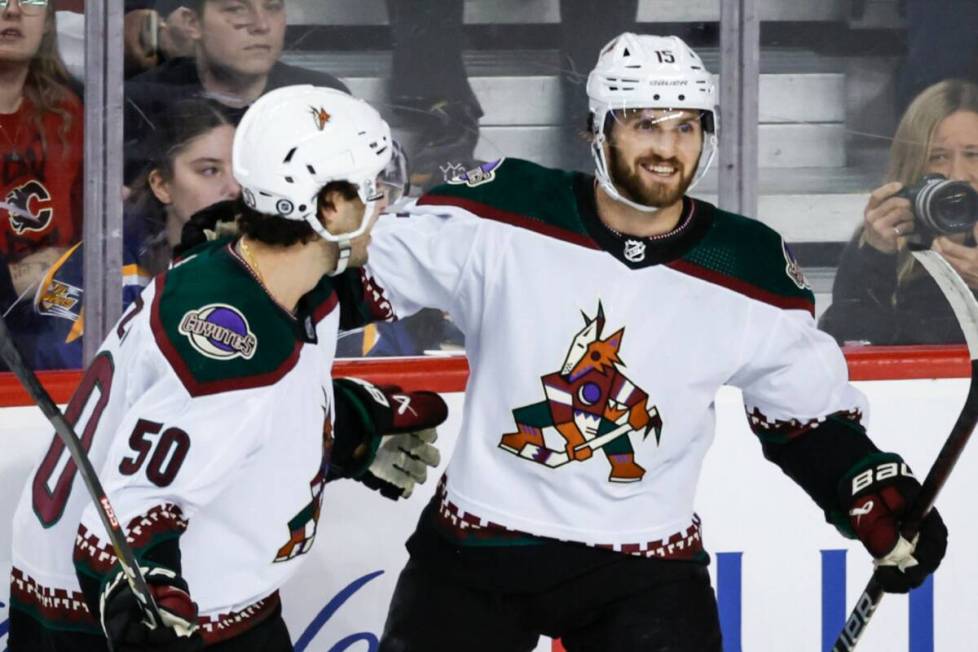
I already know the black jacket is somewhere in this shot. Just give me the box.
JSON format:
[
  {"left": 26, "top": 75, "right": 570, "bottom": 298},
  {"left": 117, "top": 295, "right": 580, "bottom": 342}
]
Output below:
[
  {"left": 818, "top": 235, "right": 972, "bottom": 345},
  {"left": 123, "top": 57, "right": 349, "bottom": 183}
]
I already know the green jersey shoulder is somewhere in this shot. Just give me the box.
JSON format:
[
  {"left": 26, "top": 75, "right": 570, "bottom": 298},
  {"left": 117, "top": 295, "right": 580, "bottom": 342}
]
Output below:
[
  {"left": 419, "top": 158, "right": 593, "bottom": 242},
  {"left": 151, "top": 240, "right": 334, "bottom": 396},
  {"left": 672, "top": 205, "right": 815, "bottom": 314}
]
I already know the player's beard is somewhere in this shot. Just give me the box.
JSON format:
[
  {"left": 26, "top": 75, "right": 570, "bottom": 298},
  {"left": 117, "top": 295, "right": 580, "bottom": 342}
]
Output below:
[{"left": 608, "top": 146, "right": 698, "bottom": 208}]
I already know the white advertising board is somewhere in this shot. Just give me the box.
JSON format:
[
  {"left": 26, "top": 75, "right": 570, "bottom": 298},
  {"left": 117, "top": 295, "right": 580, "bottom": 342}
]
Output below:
[{"left": 1, "top": 379, "right": 975, "bottom": 651}]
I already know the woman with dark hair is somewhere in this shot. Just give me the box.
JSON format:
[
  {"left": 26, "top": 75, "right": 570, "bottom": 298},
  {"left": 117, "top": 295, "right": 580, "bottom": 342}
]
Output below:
[
  {"left": 28, "top": 97, "right": 239, "bottom": 369},
  {"left": 819, "top": 79, "right": 978, "bottom": 345},
  {"left": 0, "top": 0, "right": 83, "bottom": 313},
  {"left": 127, "top": 98, "right": 238, "bottom": 273}
]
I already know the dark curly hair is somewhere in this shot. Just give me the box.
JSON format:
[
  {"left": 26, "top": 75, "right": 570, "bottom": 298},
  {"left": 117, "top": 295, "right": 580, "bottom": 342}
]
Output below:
[{"left": 238, "top": 180, "right": 360, "bottom": 247}]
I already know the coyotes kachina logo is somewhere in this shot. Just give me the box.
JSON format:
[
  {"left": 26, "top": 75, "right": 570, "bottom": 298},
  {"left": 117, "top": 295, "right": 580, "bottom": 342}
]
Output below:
[{"left": 498, "top": 303, "right": 663, "bottom": 483}]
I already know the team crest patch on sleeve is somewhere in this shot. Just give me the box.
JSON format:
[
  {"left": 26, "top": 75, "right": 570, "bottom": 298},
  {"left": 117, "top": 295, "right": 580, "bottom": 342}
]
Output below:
[
  {"left": 498, "top": 302, "right": 664, "bottom": 484},
  {"left": 445, "top": 159, "right": 504, "bottom": 187},
  {"left": 782, "top": 240, "right": 811, "bottom": 290},
  {"left": 178, "top": 303, "right": 258, "bottom": 360}
]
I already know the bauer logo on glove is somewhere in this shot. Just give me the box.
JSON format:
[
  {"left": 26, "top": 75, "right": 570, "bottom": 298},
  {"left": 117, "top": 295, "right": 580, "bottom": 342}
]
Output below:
[{"left": 838, "top": 453, "right": 948, "bottom": 593}]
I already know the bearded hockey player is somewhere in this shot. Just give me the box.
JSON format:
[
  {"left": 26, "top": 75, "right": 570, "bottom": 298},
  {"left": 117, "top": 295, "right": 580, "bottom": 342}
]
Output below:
[
  {"left": 354, "top": 34, "right": 949, "bottom": 651},
  {"left": 7, "top": 86, "right": 446, "bottom": 652}
]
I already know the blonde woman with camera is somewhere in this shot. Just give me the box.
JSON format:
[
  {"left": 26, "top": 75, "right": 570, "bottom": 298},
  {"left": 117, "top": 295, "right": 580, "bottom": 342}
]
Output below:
[{"left": 819, "top": 79, "right": 978, "bottom": 345}]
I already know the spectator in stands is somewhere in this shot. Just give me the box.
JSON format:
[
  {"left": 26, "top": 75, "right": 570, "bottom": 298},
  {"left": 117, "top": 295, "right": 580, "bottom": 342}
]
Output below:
[
  {"left": 558, "top": 0, "right": 637, "bottom": 171},
  {"left": 386, "top": 0, "right": 638, "bottom": 188},
  {"left": 28, "top": 98, "right": 237, "bottom": 369},
  {"left": 123, "top": 1, "right": 197, "bottom": 77},
  {"left": 123, "top": 0, "right": 348, "bottom": 183},
  {"left": 336, "top": 309, "right": 465, "bottom": 358},
  {"left": 0, "top": 0, "right": 83, "bottom": 320},
  {"left": 123, "top": 0, "right": 161, "bottom": 77},
  {"left": 155, "top": 0, "right": 195, "bottom": 61},
  {"left": 385, "top": 0, "right": 482, "bottom": 192},
  {"left": 52, "top": 0, "right": 83, "bottom": 83},
  {"left": 819, "top": 79, "right": 978, "bottom": 345},
  {"left": 897, "top": 0, "right": 978, "bottom": 113}
]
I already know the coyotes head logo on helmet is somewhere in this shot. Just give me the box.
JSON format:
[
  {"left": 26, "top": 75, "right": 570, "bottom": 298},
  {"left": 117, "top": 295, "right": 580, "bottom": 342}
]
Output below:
[
  {"left": 232, "top": 85, "right": 407, "bottom": 275},
  {"left": 586, "top": 33, "right": 718, "bottom": 213},
  {"left": 309, "top": 106, "right": 331, "bottom": 131}
]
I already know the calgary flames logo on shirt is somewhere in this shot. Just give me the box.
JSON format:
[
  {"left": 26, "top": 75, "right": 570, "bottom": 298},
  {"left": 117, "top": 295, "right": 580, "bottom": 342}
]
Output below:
[
  {"left": 4, "top": 179, "right": 54, "bottom": 235},
  {"left": 498, "top": 302, "right": 663, "bottom": 483}
]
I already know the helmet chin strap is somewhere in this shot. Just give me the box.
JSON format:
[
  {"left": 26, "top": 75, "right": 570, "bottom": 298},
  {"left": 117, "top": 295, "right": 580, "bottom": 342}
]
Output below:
[
  {"left": 330, "top": 239, "right": 353, "bottom": 276},
  {"left": 303, "top": 198, "right": 377, "bottom": 277}
]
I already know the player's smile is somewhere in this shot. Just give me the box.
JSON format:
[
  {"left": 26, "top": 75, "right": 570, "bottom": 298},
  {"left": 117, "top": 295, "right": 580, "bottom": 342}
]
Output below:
[{"left": 637, "top": 157, "right": 682, "bottom": 183}]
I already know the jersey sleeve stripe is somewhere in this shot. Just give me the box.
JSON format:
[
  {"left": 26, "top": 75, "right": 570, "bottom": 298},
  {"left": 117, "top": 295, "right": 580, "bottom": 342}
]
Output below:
[
  {"left": 667, "top": 259, "right": 815, "bottom": 316},
  {"left": 312, "top": 290, "right": 339, "bottom": 323},
  {"left": 417, "top": 194, "right": 600, "bottom": 250}
]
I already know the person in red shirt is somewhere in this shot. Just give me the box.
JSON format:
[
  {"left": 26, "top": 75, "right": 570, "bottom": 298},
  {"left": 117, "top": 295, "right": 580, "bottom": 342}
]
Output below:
[{"left": 0, "top": 0, "right": 83, "bottom": 307}]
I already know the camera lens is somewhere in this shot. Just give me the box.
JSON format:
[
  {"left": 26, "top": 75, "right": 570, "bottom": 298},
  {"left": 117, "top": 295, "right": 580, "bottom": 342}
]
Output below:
[
  {"left": 933, "top": 183, "right": 978, "bottom": 231},
  {"left": 913, "top": 176, "right": 978, "bottom": 234}
]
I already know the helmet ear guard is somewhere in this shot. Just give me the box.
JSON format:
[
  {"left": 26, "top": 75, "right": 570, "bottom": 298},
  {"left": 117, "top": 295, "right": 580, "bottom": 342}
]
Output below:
[{"left": 585, "top": 33, "right": 719, "bottom": 211}]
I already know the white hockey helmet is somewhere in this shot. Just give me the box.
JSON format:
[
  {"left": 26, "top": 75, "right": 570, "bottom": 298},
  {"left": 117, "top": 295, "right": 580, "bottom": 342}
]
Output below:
[
  {"left": 586, "top": 33, "right": 718, "bottom": 212},
  {"left": 233, "top": 85, "right": 402, "bottom": 273}
]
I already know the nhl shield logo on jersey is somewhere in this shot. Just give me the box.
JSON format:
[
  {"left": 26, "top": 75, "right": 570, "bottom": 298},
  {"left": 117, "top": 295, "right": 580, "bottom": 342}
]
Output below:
[
  {"left": 445, "top": 158, "right": 504, "bottom": 187},
  {"left": 498, "top": 302, "right": 663, "bottom": 483},
  {"left": 178, "top": 304, "right": 258, "bottom": 361},
  {"left": 623, "top": 239, "right": 646, "bottom": 262},
  {"left": 782, "top": 240, "right": 811, "bottom": 291}
]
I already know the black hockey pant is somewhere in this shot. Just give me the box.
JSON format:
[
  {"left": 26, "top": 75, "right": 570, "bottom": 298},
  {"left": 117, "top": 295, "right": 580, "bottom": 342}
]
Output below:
[{"left": 378, "top": 551, "right": 723, "bottom": 652}]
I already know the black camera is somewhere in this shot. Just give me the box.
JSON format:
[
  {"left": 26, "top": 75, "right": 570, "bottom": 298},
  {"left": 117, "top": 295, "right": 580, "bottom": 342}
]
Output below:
[{"left": 899, "top": 174, "right": 978, "bottom": 236}]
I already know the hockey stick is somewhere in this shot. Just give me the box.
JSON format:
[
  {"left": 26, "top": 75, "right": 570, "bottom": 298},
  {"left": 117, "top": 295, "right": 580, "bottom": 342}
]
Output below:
[
  {"left": 831, "top": 249, "right": 978, "bottom": 651},
  {"left": 504, "top": 419, "right": 639, "bottom": 468},
  {"left": 0, "top": 315, "right": 164, "bottom": 634}
]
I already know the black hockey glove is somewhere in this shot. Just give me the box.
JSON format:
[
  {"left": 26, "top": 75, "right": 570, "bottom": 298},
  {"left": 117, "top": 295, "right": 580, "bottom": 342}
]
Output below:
[
  {"left": 172, "top": 199, "right": 241, "bottom": 259},
  {"left": 334, "top": 377, "right": 447, "bottom": 500},
  {"left": 101, "top": 566, "right": 204, "bottom": 652},
  {"left": 838, "top": 453, "right": 948, "bottom": 593}
]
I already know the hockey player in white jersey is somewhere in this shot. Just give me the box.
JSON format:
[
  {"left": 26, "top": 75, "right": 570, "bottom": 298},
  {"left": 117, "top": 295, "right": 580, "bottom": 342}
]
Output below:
[
  {"left": 355, "top": 34, "right": 949, "bottom": 651},
  {"left": 7, "top": 86, "right": 446, "bottom": 652}
]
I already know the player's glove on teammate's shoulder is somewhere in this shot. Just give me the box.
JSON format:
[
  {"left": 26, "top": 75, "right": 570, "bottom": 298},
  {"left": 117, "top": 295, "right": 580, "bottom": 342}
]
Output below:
[
  {"left": 334, "top": 377, "right": 447, "bottom": 500},
  {"left": 173, "top": 199, "right": 241, "bottom": 259},
  {"left": 101, "top": 566, "right": 203, "bottom": 652},
  {"left": 838, "top": 453, "right": 948, "bottom": 593}
]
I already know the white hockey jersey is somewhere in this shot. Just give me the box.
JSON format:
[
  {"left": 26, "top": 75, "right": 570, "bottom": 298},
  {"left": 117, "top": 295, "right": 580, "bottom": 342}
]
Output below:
[
  {"left": 10, "top": 239, "right": 343, "bottom": 643},
  {"left": 362, "top": 158, "right": 869, "bottom": 556}
]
